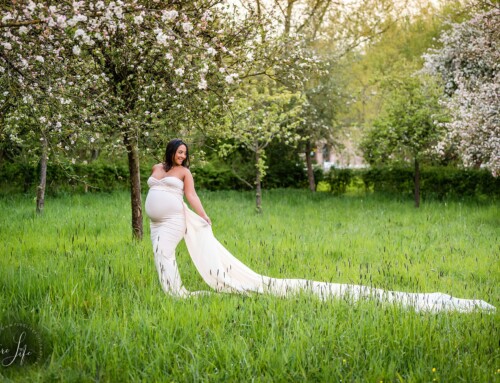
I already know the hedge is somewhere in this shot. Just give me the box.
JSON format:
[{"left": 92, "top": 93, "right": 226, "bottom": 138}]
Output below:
[
  {"left": 0, "top": 161, "right": 498, "bottom": 198},
  {"left": 320, "top": 166, "right": 499, "bottom": 198},
  {"left": 0, "top": 161, "right": 252, "bottom": 194}
]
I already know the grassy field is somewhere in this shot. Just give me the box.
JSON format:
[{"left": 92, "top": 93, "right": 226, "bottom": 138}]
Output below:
[{"left": 0, "top": 190, "right": 498, "bottom": 382}]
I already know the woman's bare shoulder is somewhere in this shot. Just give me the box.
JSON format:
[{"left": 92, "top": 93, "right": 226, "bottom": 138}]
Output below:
[
  {"left": 152, "top": 163, "right": 164, "bottom": 171},
  {"left": 179, "top": 167, "right": 193, "bottom": 182}
]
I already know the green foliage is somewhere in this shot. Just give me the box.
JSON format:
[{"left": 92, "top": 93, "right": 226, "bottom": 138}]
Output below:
[
  {"left": 361, "top": 166, "right": 415, "bottom": 195},
  {"left": 0, "top": 161, "right": 133, "bottom": 194},
  {"left": 317, "top": 166, "right": 499, "bottom": 199},
  {"left": 313, "top": 165, "right": 325, "bottom": 184},
  {"left": 0, "top": 146, "right": 308, "bottom": 194},
  {"left": 361, "top": 75, "right": 445, "bottom": 165},
  {"left": 338, "top": 1, "right": 473, "bottom": 129},
  {"left": 262, "top": 141, "right": 306, "bottom": 189},
  {"left": 192, "top": 160, "right": 248, "bottom": 191},
  {"left": 316, "top": 180, "right": 331, "bottom": 192},
  {"left": 0, "top": 190, "right": 498, "bottom": 381},
  {"left": 324, "top": 168, "right": 355, "bottom": 195},
  {"left": 219, "top": 83, "right": 304, "bottom": 175},
  {"left": 3, "top": 160, "right": 497, "bottom": 199}
]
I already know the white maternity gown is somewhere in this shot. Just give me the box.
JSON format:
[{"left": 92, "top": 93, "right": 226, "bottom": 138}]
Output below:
[{"left": 145, "top": 176, "right": 496, "bottom": 313}]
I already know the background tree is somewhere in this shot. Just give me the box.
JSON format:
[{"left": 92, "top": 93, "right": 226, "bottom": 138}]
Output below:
[
  {"left": 422, "top": 8, "right": 499, "bottom": 176},
  {"left": 361, "top": 74, "right": 445, "bottom": 207},
  {"left": 0, "top": 5, "right": 99, "bottom": 213},
  {"left": 219, "top": 83, "right": 303, "bottom": 212},
  {"left": 259, "top": 0, "right": 407, "bottom": 191},
  {"left": 337, "top": 0, "right": 478, "bottom": 174}
]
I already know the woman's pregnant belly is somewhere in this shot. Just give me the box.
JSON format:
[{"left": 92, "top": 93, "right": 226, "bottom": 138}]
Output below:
[{"left": 145, "top": 189, "right": 184, "bottom": 223}]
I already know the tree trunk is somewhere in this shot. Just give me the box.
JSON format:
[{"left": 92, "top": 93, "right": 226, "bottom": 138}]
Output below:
[
  {"left": 284, "top": 0, "right": 294, "bottom": 37},
  {"left": 255, "top": 150, "right": 262, "bottom": 214},
  {"left": 124, "top": 132, "right": 143, "bottom": 239},
  {"left": 91, "top": 148, "right": 99, "bottom": 161},
  {"left": 36, "top": 136, "right": 48, "bottom": 214},
  {"left": 414, "top": 157, "right": 420, "bottom": 208},
  {"left": 305, "top": 140, "right": 315, "bottom": 192}
]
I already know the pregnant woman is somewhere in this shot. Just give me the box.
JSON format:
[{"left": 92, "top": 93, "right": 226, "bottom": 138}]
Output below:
[
  {"left": 145, "top": 139, "right": 495, "bottom": 313},
  {"left": 145, "top": 139, "right": 211, "bottom": 297}
]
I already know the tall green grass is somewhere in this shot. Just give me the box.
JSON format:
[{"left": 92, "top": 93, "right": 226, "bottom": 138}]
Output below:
[{"left": 0, "top": 190, "right": 498, "bottom": 382}]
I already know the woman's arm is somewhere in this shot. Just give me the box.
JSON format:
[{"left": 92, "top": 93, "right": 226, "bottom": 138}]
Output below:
[{"left": 183, "top": 168, "right": 211, "bottom": 225}]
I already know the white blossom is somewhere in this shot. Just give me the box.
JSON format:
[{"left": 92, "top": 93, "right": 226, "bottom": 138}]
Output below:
[
  {"left": 1, "top": 14, "right": 13, "bottom": 23},
  {"left": 72, "top": 45, "right": 81, "bottom": 55},
  {"left": 134, "top": 15, "right": 144, "bottom": 25},
  {"left": 156, "top": 31, "right": 167, "bottom": 45},
  {"left": 198, "top": 78, "right": 207, "bottom": 90},
  {"left": 74, "top": 29, "right": 85, "bottom": 38},
  {"left": 162, "top": 10, "right": 178, "bottom": 21},
  {"left": 182, "top": 22, "right": 193, "bottom": 33},
  {"left": 225, "top": 73, "right": 238, "bottom": 84},
  {"left": 175, "top": 67, "right": 184, "bottom": 76},
  {"left": 67, "top": 14, "right": 87, "bottom": 27},
  {"left": 423, "top": 9, "right": 499, "bottom": 176}
]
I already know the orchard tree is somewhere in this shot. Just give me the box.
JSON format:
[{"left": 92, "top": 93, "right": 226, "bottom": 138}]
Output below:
[
  {"left": 220, "top": 83, "right": 303, "bottom": 212},
  {"left": 361, "top": 74, "right": 445, "bottom": 207},
  {"left": 247, "top": 0, "right": 408, "bottom": 191},
  {"left": 1, "top": 0, "right": 260, "bottom": 238},
  {"left": 0, "top": 5, "right": 98, "bottom": 212},
  {"left": 209, "top": 0, "right": 324, "bottom": 205},
  {"left": 422, "top": 8, "right": 499, "bottom": 176}
]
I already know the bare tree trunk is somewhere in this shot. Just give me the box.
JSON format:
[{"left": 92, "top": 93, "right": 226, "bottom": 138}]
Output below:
[
  {"left": 414, "top": 157, "right": 420, "bottom": 208},
  {"left": 91, "top": 148, "right": 99, "bottom": 161},
  {"left": 305, "top": 140, "right": 315, "bottom": 192},
  {"left": 124, "top": 132, "right": 143, "bottom": 239},
  {"left": 36, "top": 136, "right": 48, "bottom": 214},
  {"left": 255, "top": 149, "right": 262, "bottom": 214}
]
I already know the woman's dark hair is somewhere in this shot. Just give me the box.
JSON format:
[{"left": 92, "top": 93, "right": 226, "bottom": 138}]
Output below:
[{"left": 163, "top": 138, "right": 190, "bottom": 171}]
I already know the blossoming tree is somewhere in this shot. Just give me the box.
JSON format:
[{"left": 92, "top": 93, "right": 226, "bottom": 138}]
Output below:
[
  {"left": 422, "top": 8, "right": 499, "bottom": 176},
  {"left": 1, "top": 0, "right": 260, "bottom": 238}
]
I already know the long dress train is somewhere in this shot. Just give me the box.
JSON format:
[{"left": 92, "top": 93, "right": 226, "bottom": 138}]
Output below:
[{"left": 145, "top": 176, "right": 496, "bottom": 313}]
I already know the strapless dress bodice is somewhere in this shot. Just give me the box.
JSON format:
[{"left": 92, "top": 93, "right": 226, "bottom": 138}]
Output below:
[{"left": 147, "top": 176, "right": 184, "bottom": 196}]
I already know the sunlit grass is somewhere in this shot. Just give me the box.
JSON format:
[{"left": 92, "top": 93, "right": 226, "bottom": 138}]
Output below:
[{"left": 0, "top": 190, "right": 498, "bottom": 382}]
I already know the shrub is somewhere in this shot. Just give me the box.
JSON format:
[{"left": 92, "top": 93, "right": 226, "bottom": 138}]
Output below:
[
  {"left": 325, "top": 168, "right": 354, "bottom": 195},
  {"left": 192, "top": 162, "right": 248, "bottom": 191}
]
